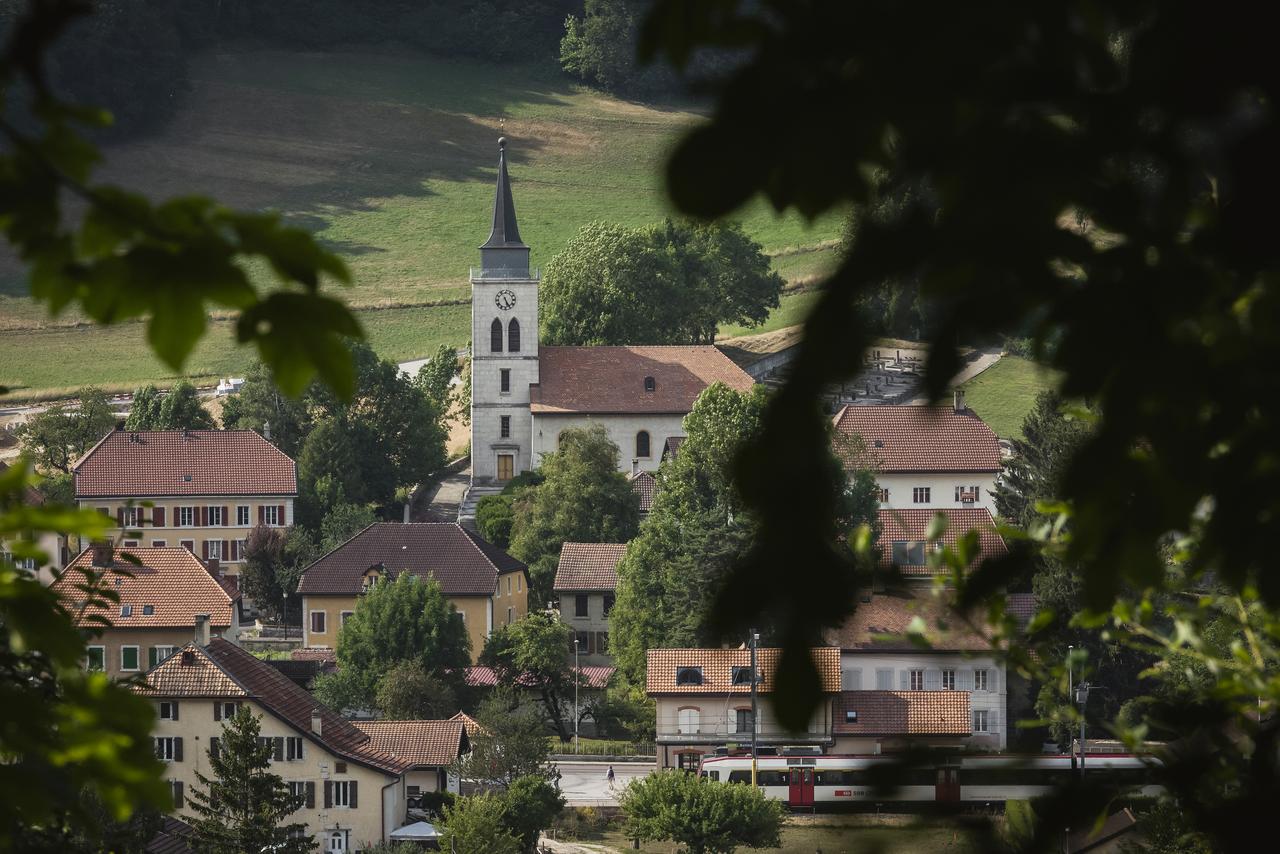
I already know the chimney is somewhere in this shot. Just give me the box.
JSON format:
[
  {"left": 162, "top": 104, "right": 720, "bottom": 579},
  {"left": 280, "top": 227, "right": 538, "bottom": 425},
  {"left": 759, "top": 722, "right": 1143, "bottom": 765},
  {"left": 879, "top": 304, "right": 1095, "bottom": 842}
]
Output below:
[
  {"left": 631, "top": 458, "right": 639, "bottom": 476},
  {"left": 311, "top": 709, "right": 323, "bottom": 737},
  {"left": 194, "top": 614, "right": 211, "bottom": 647},
  {"left": 953, "top": 389, "right": 966, "bottom": 413},
  {"left": 91, "top": 540, "right": 114, "bottom": 568},
  {"left": 262, "top": 420, "right": 271, "bottom": 442}
]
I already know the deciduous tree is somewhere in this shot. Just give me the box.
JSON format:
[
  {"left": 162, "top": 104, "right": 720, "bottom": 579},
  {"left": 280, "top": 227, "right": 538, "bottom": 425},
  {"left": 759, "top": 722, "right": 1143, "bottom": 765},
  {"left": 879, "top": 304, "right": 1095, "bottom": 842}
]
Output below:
[
  {"left": 508, "top": 425, "right": 640, "bottom": 605},
  {"left": 480, "top": 612, "right": 575, "bottom": 739},
  {"left": 620, "top": 769, "right": 783, "bottom": 854},
  {"left": 374, "top": 661, "right": 459, "bottom": 720},
  {"left": 451, "top": 689, "right": 554, "bottom": 790},
  {"left": 17, "top": 388, "right": 116, "bottom": 474},
  {"left": 220, "top": 362, "right": 313, "bottom": 457},
  {"left": 540, "top": 220, "right": 782, "bottom": 346},
  {"left": 338, "top": 574, "right": 471, "bottom": 682},
  {"left": 500, "top": 775, "right": 565, "bottom": 853},
  {"left": 440, "top": 793, "right": 521, "bottom": 854}
]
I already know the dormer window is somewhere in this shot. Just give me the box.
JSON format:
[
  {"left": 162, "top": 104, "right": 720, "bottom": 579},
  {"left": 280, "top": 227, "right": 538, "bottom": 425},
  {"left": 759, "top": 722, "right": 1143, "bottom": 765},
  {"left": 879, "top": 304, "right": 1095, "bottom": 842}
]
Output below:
[
  {"left": 120, "top": 604, "right": 133, "bottom": 617},
  {"left": 142, "top": 605, "right": 154, "bottom": 615},
  {"left": 644, "top": 376, "right": 656, "bottom": 392},
  {"left": 181, "top": 474, "right": 193, "bottom": 482},
  {"left": 675, "top": 667, "right": 703, "bottom": 686},
  {"left": 873, "top": 439, "right": 884, "bottom": 448},
  {"left": 845, "top": 710, "right": 858, "bottom": 724},
  {"left": 892, "top": 540, "right": 927, "bottom": 565},
  {"left": 731, "top": 666, "right": 756, "bottom": 686}
]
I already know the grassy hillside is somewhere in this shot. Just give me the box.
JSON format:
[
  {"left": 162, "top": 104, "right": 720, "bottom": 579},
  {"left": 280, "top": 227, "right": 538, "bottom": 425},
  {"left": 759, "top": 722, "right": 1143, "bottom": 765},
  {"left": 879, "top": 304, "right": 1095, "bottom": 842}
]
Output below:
[
  {"left": 959, "top": 355, "right": 1063, "bottom": 439},
  {"left": 0, "top": 48, "right": 841, "bottom": 399}
]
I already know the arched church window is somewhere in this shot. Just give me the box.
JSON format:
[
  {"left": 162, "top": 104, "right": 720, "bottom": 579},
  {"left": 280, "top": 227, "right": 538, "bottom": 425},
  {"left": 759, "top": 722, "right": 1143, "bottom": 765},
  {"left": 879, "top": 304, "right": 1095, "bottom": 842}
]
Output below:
[
  {"left": 508, "top": 318, "right": 521, "bottom": 352},
  {"left": 636, "top": 430, "right": 651, "bottom": 458},
  {"left": 644, "top": 375, "right": 656, "bottom": 392},
  {"left": 490, "top": 318, "right": 503, "bottom": 353}
]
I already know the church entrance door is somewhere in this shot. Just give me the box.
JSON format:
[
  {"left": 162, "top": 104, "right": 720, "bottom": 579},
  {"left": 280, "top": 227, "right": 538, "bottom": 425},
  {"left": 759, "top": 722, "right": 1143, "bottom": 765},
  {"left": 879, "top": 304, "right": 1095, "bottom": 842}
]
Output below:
[{"left": 497, "top": 454, "right": 514, "bottom": 482}]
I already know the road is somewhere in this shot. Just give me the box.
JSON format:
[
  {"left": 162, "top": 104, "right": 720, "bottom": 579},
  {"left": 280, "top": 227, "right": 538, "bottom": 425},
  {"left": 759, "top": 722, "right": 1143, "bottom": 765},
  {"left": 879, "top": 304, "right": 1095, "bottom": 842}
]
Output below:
[{"left": 551, "top": 760, "right": 655, "bottom": 807}]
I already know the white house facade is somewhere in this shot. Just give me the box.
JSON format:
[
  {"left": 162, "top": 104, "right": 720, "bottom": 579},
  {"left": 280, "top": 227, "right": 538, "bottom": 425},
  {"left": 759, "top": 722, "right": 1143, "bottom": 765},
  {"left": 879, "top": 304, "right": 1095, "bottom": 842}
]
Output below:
[{"left": 833, "top": 397, "right": 1001, "bottom": 514}]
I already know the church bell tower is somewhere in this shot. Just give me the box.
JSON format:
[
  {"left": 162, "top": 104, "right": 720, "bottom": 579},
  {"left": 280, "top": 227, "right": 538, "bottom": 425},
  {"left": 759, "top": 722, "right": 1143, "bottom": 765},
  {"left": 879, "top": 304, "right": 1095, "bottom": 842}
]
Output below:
[{"left": 470, "top": 138, "right": 539, "bottom": 485}]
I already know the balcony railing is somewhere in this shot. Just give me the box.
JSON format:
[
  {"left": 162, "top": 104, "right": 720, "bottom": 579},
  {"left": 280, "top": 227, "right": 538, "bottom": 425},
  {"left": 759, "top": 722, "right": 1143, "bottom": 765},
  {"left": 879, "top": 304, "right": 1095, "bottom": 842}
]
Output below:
[{"left": 470, "top": 267, "right": 541, "bottom": 281}]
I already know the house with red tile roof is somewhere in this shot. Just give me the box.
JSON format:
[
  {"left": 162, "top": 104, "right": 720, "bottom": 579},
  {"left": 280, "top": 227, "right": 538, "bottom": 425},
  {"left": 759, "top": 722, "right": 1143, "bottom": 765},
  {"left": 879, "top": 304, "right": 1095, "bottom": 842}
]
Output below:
[
  {"left": 352, "top": 719, "right": 469, "bottom": 802},
  {"left": 826, "top": 589, "right": 1009, "bottom": 750},
  {"left": 1, "top": 460, "right": 67, "bottom": 584},
  {"left": 135, "top": 632, "right": 421, "bottom": 849},
  {"left": 553, "top": 542, "right": 626, "bottom": 666},
  {"left": 295, "top": 522, "right": 529, "bottom": 660},
  {"left": 72, "top": 429, "right": 297, "bottom": 578},
  {"left": 466, "top": 139, "right": 755, "bottom": 488},
  {"left": 877, "top": 507, "right": 1009, "bottom": 579},
  {"left": 832, "top": 690, "right": 973, "bottom": 753},
  {"left": 628, "top": 469, "right": 657, "bottom": 516},
  {"left": 646, "top": 647, "right": 842, "bottom": 770},
  {"left": 833, "top": 397, "right": 1001, "bottom": 513},
  {"left": 51, "top": 545, "right": 240, "bottom": 678}
]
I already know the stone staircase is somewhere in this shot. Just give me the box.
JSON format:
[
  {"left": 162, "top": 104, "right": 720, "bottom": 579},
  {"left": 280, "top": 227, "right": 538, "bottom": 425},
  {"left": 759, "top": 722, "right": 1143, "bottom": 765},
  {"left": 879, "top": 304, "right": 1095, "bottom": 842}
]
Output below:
[{"left": 458, "top": 484, "right": 503, "bottom": 531}]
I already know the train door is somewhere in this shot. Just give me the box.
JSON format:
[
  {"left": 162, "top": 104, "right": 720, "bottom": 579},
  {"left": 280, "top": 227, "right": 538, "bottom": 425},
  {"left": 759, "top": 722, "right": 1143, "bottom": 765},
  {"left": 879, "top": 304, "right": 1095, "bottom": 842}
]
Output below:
[
  {"left": 788, "top": 766, "right": 814, "bottom": 807},
  {"left": 936, "top": 767, "right": 960, "bottom": 802}
]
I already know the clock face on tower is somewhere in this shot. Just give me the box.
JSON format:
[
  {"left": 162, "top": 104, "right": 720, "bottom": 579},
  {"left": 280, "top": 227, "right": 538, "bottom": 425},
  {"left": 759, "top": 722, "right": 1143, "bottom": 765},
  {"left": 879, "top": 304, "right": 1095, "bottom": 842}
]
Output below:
[{"left": 494, "top": 289, "right": 517, "bottom": 311}]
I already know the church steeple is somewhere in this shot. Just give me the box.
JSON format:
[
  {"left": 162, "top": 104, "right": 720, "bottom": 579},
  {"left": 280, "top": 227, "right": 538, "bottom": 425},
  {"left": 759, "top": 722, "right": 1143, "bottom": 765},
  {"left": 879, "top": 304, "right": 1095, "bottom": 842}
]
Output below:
[{"left": 479, "top": 137, "right": 530, "bottom": 277}]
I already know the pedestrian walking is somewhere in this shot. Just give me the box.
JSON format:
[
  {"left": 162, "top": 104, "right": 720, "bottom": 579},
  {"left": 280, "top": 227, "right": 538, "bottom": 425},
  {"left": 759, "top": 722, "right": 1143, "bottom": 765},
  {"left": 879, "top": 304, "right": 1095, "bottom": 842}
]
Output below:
[{"left": 606, "top": 765, "right": 615, "bottom": 787}]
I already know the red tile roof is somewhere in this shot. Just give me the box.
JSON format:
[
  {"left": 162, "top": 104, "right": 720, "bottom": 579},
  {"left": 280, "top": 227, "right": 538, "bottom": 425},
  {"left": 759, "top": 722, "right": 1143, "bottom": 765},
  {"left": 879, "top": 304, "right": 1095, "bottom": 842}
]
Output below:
[
  {"left": 290, "top": 646, "right": 337, "bottom": 663},
  {"left": 135, "top": 638, "right": 407, "bottom": 774},
  {"left": 146, "top": 816, "right": 196, "bottom": 854},
  {"left": 834, "top": 690, "right": 972, "bottom": 736},
  {"left": 628, "top": 470, "right": 656, "bottom": 513},
  {"left": 52, "top": 546, "right": 235, "bottom": 629},
  {"left": 531, "top": 346, "right": 754, "bottom": 414},
  {"left": 833, "top": 405, "right": 1000, "bottom": 473},
  {"left": 825, "top": 590, "right": 993, "bottom": 652},
  {"left": 1006, "top": 593, "right": 1038, "bottom": 630},
  {"left": 297, "top": 522, "right": 526, "bottom": 597},
  {"left": 352, "top": 719, "right": 469, "bottom": 768},
  {"left": 878, "top": 508, "right": 1008, "bottom": 574},
  {"left": 646, "top": 648, "right": 841, "bottom": 695},
  {"left": 448, "top": 710, "right": 484, "bottom": 737},
  {"left": 74, "top": 430, "right": 297, "bottom": 498},
  {"left": 461, "top": 664, "right": 615, "bottom": 690},
  {"left": 554, "top": 543, "right": 626, "bottom": 592},
  {"left": 662, "top": 436, "right": 685, "bottom": 460}
]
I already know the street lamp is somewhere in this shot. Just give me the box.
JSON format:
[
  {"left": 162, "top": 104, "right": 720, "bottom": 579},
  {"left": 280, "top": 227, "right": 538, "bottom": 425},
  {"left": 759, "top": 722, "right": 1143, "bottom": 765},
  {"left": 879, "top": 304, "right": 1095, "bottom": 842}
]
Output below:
[
  {"left": 573, "top": 635, "right": 580, "bottom": 755},
  {"left": 1067, "top": 645, "right": 1074, "bottom": 765}
]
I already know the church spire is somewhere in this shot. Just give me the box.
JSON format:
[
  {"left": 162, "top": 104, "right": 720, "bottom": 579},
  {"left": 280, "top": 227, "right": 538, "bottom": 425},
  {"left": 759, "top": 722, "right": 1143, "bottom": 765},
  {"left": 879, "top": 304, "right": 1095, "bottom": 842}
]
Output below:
[
  {"left": 478, "top": 137, "right": 531, "bottom": 277},
  {"left": 482, "top": 137, "right": 525, "bottom": 249}
]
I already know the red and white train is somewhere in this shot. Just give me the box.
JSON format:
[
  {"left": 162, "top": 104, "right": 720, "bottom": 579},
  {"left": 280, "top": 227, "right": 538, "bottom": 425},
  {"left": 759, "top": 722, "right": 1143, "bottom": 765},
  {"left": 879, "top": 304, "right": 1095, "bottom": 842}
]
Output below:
[{"left": 698, "top": 753, "right": 1160, "bottom": 808}]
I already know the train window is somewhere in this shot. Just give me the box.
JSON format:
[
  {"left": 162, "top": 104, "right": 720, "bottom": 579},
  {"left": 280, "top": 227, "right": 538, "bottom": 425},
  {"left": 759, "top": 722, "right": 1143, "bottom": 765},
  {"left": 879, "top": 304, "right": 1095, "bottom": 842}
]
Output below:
[
  {"left": 815, "top": 769, "right": 869, "bottom": 786},
  {"left": 706, "top": 771, "right": 719, "bottom": 781},
  {"left": 757, "top": 771, "right": 791, "bottom": 786},
  {"left": 727, "top": 771, "right": 753, "bottom": 784},
  {"left": 676, "top": 667, "right": 704, "bottom": 686}
]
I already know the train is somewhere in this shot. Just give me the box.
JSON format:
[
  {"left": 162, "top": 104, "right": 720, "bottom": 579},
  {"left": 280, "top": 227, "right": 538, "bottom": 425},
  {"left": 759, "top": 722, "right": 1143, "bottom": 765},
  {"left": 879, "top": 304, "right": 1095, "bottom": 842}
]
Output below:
[{"left": 697, "top": 753, "right": 1161, "bottom": 808}]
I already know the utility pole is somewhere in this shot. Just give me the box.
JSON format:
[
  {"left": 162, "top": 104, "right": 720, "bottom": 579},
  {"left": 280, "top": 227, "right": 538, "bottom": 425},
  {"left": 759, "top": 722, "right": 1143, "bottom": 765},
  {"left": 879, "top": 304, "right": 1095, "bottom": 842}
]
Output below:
[
  {"left": 750, "top": 629, "right": 759, "bottom": 788},
  {"left": 1067, "top": 645, "right": 1074, "bottom": 768},
  {"left": 1075, "top": 682, "right": 1090, "bottom": 777},
  {"left": 573, "top": 635, "right": 580, "bottom": 755}
]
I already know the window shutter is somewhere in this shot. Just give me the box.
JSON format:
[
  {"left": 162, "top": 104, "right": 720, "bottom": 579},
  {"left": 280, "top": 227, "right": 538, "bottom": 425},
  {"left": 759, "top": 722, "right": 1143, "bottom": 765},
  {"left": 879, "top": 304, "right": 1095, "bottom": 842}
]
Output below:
[
  {"left": 925, "top": 669, "right": 941, "bottom": 691},
  {"left": 899, "top": 670, "right": 909, "bottom": 690},
  {"left": 847, "top": 669, "right": 862, "bottom": 690},
  {"left": 214, "top": 702, "right": 221, "bottom": 721},
  {"left": 201, "top": 540, "right": 209, "bottom": 559},
  {"left": 222, "top": 506, "right": 229, "bottom": 526},
  {"left": 349, "top": 781, "right": 358, "bottom": 809},
  {"left": 222, "top": 539, "right": 230, "bottom": 559},
  {"left": 149, "top": 647, "right": 158, "bottom": 669},
  {"left": 273, "top": 737, "right": 284, "bottom": 762},
  {"left": 306, "top": 781, "right": 315, "bottom": 809},
  {"left": 174, "top": 737, "right": 183, "bottom": 762},
  {"left": 231, "top": 540, "right": 239, "bottom": 561},
  {"left": 991, "top": 667, "right": 1000, "bottom": 692},
  {"left": 277, "top": 504, "right": 285, "bottom": 525},
  {"left": 116, "top": 508, "right": 124, "bottom": 527},
  {"left": 958, "top": 669, "right": 974, "bottom": 691},
  {"left": 259, "top": 505, "right": 265, "bottom": 524},
  {"left": 153, "top": 506, "right": 165, "bottom": 527},
  {"left": 324, "top": 781, "right": 332, "bottom": 809},
  {"left": 172, "top": 701, "right": 179, "bottom": 721},
  {"left": 173, "top": 781, "right": 184, "bottom": 809},
  {"left": 210, "top": 737, "right": 220, "bottom": 760}
]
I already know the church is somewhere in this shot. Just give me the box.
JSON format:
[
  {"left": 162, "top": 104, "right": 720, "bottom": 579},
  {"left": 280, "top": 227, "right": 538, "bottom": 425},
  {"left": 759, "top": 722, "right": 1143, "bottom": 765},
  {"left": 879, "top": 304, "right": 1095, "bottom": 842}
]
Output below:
[{"left": 469, "top": 139, "right": 755, "bottom": 486}]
